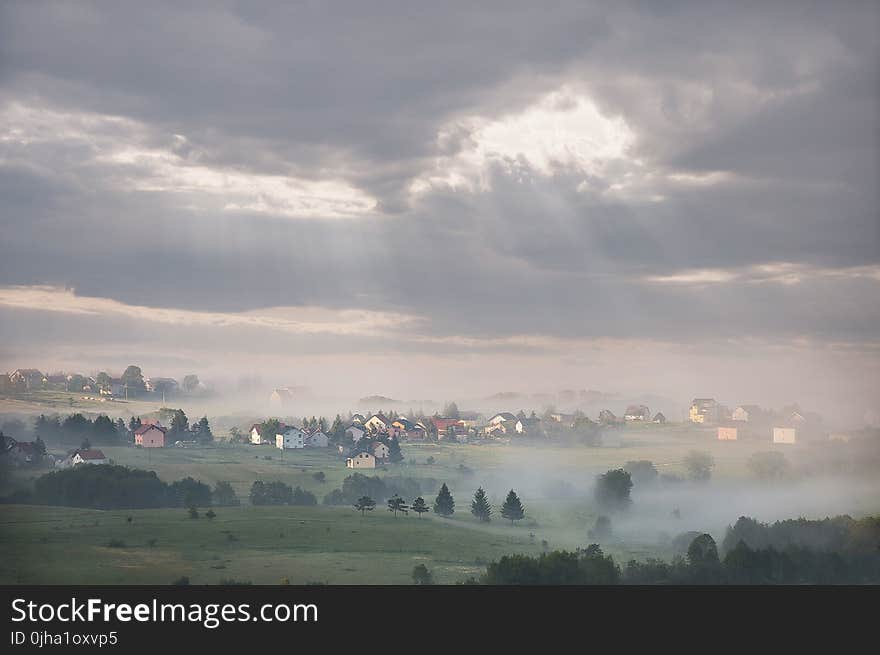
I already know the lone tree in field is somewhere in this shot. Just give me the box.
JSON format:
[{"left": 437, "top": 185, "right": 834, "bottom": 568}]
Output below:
[
  {"left": 684, "top": 450, "right": 715, "bottom": 482},
  {"left": 594, "top": 469, "right": 633, "bottom": 511},
  {"left": 354, "top": 495, "right": 376, "bottom": 517},
  {"left": 411, "top": 496, "right": 429, "bottom": 518},
  {"left": 500, "top": 489, "right": 525, "bottom": 525},
  {"left": 433, "top": 483, "right": 455, "bottom": 517},
  {"left": 471, "top": 487, "right": 492, "bottom": 522},
  {"left": 387, "top": 494, "right": 409, "bottom": 517}
]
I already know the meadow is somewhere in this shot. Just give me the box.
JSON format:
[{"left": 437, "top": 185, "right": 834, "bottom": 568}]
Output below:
[{"left": 2, "top": 422, "right": 879, "bottom": 584}]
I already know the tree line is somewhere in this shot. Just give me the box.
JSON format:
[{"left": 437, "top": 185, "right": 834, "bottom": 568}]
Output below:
[
  {"left": 348, "top": 483, "right": 527, "bottom": 525},
  {"left": 480, "top": 514, "right": 880, "bottom": 584},
  {"left": 16, "top": 465, "right": 240, "bottom": 509}
]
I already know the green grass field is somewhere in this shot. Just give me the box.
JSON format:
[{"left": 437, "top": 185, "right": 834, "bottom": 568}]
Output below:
[
  {"left": 0, "top": 504, "right": 540, "bottom": 585},
  {"left": 2, "top": 424, "right": 878, "bottom": 584}
]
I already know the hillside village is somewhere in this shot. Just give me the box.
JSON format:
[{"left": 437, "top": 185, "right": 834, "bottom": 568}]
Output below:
[{"left": 0, "top": 363, "right": 863, "bottom": 475}]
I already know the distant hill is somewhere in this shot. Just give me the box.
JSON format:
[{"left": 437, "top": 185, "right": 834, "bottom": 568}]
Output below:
[{"left": 358, "top": 395, "right": 400, "bottom": 406}]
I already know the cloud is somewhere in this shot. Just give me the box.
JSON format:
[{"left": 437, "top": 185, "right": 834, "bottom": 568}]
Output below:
[{"left": 0, "top": 2, "right": 877, "bottom": 409}]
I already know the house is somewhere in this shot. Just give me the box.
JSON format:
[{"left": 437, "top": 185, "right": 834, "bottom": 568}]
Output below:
[
  {"left": 549, "top": 413, "right": 576, "bottom": 425},
  {"left": 431, "top": 417, "right": 460, "bottom": 437},
  {"left": 373, "top": 442, "right": 390, "bottom": 460},
  {"left": 717, "top": 426, "right": 738, "bottom": 441},
  {"left": 598, "top": 409, "right": 618, "bottom": 424},
  {"left": 134, "top": 424, "right": 166, "bottom": 448},
  {"left": 390, "top": 418, "right": 416, "bottom": 437},
  {"left": 624, "top": 405, "right": 651, "bottom": 421},
  {"left": 9, "top": 368, "right": 44, "bottom": 390},
  {"left": 652, "top": 412, "right": 666, "bottom": 424},
  {"left": 276, "top": 426, "right": 306, "bottom": 450},
  {"left": 72, "top": 449, "right": 108, "bottom": 465},
  {"left": 689, "top": 398, "right": 718, "bottom": 424},
  {"left": 351, "top": 413, "right": 366, "bottom": 424},
  {"left": 515, "top": 417, "right": 541, "bottom": 434},
  {"left": 773, "top": 427, "right": 797, "bottom": 444},
  {"left": 304, "top": 429, "right": 329, "bottom": 448},
  {"left": 346, "top": 451, "right": 376, "bottom": 469},
  {"left": 488, "top": 412, "right": 516, "bottom": 426},
  {"left": 346, "top": 425, "right": 366, "bottom": 442},
  {"left": 391, "top": 418, "right": 414, "bottom": 431},
  {"left": 364, "top": 414, "right": 390, "bottom": 433},
  {"left": 732, "top": 405, "right": 765, "bottom": 423}
]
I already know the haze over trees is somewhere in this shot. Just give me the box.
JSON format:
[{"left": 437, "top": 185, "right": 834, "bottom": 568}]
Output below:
[
  {"left": 595, "top": 469, "right": 633, "bottom": 511},
  {"left": 684, "top": 451, "right": 715, "bottom": 482},
  {"left": 623, "top": 460, "right": 659, "bottom": 485}
]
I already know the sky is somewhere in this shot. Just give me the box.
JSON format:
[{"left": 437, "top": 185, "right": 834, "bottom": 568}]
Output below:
[{"left": 0, "top": 2, "right": 878, "bottom": 421}]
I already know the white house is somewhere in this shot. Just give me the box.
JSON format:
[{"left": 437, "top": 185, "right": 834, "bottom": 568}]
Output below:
[
  {"left": 772, "top": 427, "right": 796, "bottom": 444},
  {"left": 250, "top": 424, "right": 269, "bottom": 445},
  {"left": 72, "top": 449, "right": 108, "bottom": 465},
  {"left": 305, "top": 430, "right": 329, "bottom": 448},
  {"left": 346, "top": 452, "right": 376, "bottom": 469},
  {"left": 346, "top": 425, "right": 366, "bottom": 442},
  {"left": 489, "top": 412, "right": 516, "bottom": 426},
  {"left": 364, "top": 414, "right": 388, "bottom": 432},
  {"left": 276, "top": 426, "right": 306, "bottom": 450}
]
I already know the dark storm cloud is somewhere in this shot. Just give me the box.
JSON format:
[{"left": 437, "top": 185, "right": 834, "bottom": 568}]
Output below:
[{"left": 0, "top": 0, "right": 878, "bottom": 352}]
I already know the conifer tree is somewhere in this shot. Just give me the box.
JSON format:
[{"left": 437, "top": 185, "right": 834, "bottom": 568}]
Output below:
[
  {"left": 433, "top": 483, "right": 455, "bottom": 517},
  {"left": 500, "top": 489, "right": 525, "bottom": 525},
  {"left": 471, "top": 487, "right": 492, "bottom": 522}
]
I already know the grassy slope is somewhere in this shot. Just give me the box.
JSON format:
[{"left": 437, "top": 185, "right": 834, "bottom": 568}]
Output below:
[
  {"left": 0, "top": 504, "right": 538, "bottom": 585},
  {"left": 4, "top": 423, "right": 878, "bottom": 584}
]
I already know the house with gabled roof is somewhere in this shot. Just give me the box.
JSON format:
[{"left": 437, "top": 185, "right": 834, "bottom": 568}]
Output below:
[
  {"left": 134, "top": 424, "right": 166, "bottom": 448},
  {"left": 489, "top": 412, "right": 516, "bottom": 425},
  {"left": 304, "top": 429, "right": 329, "bottom": 448},
  {"left": 276, "top": 426, "right": 305, "bottom": 450},
  {"left": 346, "top": 424, "right": 366, "bottom": 443},
  {"left": 9, "top": 368, "right": 44, "bottom": 390}
]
